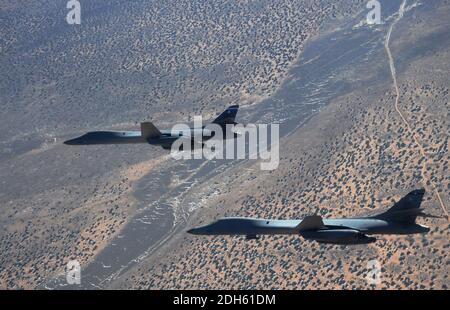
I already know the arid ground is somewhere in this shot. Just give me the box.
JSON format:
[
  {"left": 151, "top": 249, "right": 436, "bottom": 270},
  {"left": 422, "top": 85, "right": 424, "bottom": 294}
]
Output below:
[{"left": 0, "top": 0, "right": 448, "bottom": 289}]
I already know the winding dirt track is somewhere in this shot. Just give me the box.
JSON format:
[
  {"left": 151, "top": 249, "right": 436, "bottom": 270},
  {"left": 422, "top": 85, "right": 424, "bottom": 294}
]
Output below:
[{"left": 384, "top": 0, "right": 448, "bottom": 218}]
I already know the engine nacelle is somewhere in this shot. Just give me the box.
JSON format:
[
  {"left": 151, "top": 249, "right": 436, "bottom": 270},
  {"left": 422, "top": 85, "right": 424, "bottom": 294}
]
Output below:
[
  {"left": 245, "top": 234, "right": 259, "bottom": 240},
  {"left": 301, "top": 229, "right": 376, "bottom": 245}
]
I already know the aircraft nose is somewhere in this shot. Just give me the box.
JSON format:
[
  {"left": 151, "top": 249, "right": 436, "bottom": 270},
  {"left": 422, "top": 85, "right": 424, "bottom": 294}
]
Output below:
[
  {"left": 187, "top": 228, "right": 198, "bottom": 235},
  {"left": 64, "top": 137, "right": 86, "bottom": 145},
  {"left": 63, "top": 139, "right": 78, "bottom": 145}
]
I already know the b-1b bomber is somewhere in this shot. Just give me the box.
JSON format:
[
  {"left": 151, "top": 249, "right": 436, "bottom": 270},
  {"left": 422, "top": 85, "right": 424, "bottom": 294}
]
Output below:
[
  {"left": 64, "top": 105, "right": 240, "bottom": 150},
  {"left": 188, "top": 189, "right": 439, "bottom": 245}
]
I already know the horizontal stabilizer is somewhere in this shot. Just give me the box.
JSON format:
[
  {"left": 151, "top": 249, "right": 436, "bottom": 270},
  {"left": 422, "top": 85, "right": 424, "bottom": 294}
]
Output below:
[
  {"left": 416, "top": 209, "right": 442, "bottom": 219},
  {"left": 386, "top": 188, "right": 425, "bottom": 214},
  {"left": 375, "top": 189, "right": 427, "bottom": 223},
  {"left": 296, "top": 215, "right": 324, "bottom": 231},
  {"left": 141, "top": 122, "right": 161, "bottom": 139},
  {"left": 212, "top": 105, "right": 239, "bottom": 125}
]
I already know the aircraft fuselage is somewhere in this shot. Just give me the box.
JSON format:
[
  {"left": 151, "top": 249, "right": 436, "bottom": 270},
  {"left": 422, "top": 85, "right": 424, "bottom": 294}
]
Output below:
[
  {"left": 187, "top": 217, "right": 430, "bottom": 236},
  {"left": 64, "top": 128, "right": 213, "bottom": 147}
]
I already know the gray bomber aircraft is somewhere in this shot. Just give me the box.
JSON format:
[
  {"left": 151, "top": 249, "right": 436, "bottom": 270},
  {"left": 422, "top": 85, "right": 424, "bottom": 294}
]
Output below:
[
  {"left": 188, "top": 189, "right": 439, "bottom": 244},
  {"left": 64, "top": 105, "right": 240, "bottom": 150}
]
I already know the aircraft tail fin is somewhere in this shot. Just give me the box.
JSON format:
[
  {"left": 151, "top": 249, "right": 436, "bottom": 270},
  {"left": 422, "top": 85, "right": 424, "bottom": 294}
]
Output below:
[
  {"left": 375, "top": 188, "right": 429, "bottom": 223},
  {"left": 141, "top": 122, "right": 161, "bottom": 139},
  {"left": 212, "top": 105, "right": 239, "bottom": 125},
  {"left": 295, "top": 215, "right": 325, "bottom": 231}
]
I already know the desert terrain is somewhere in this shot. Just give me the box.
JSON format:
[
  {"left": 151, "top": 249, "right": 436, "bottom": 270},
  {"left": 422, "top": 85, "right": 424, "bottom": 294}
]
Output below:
[
  {"left": 0, "top": 0, "right": 448, "bottom": 289},
  {"left": 112, "top": 0, "right": 449, "bottom": 289}
]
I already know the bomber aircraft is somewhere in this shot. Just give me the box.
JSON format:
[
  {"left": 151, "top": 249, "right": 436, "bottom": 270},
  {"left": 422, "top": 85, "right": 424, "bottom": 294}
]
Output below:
[
  {"left": 64, "top": 105, "right": 240, "bottom": 150},
  {"left": 188, "top": 189, "right": 440, "bottom": 244}
]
